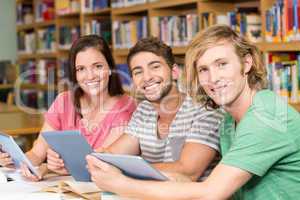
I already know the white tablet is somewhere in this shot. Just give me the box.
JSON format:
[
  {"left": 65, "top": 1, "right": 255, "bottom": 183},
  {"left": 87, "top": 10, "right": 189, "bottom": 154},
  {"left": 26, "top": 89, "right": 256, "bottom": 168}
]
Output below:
[
  {"left": 42, "top": 130, "right": 93, "bottom": 182},
  {"left": 91, "top": 153, "right": 168, "bottom": 181},
  {"left": 0, "top": 132, "right": 39, "bottom": 177}
]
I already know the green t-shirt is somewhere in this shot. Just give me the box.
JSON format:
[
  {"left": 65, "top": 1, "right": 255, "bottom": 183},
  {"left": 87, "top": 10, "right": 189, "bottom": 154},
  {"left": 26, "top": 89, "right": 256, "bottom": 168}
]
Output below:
[{"left": 220, "top": 90, "right": 300, "bottom": 200}]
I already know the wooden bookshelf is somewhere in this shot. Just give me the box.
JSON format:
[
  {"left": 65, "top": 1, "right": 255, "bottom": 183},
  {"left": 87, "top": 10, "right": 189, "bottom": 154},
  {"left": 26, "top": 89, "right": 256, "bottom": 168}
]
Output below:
[
  {"left": 17, "top": 23, "right": 35, "bottom": 31},
  {"left": 11, "top": 0, "right": 300, "bottom": 112},
  {"left": 35, "top": 20, "right": 55, "bottom": 28}
]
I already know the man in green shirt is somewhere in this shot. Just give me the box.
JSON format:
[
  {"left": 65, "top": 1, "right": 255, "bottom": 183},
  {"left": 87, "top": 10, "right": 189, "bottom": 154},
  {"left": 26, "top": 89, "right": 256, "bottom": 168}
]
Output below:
[{"left": 85, "top": 25, "right": 300, "bottom": 199}]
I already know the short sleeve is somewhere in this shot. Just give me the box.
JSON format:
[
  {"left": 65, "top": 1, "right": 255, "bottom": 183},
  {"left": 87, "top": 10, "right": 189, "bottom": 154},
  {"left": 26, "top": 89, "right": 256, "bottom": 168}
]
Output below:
[
  {"left": 221, "top": 119, "right": 297, "bottom": 177},
  {"left": 186, "top": 109, "right": 224, "bottom": 152},
  {"left": 111, "top": 97, "right": 136, "bottom": 128},
  {"left": 44, "top": 91, "right": 69, "bottom": 130},
  {"left": 124, "top": 105, "right": 144, "bottom": 138}
]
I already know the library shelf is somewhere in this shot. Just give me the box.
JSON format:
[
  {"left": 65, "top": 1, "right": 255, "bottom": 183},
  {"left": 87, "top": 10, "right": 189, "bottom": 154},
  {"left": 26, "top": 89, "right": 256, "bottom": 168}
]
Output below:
[
  {"left": 112, "top": 3, "right": 150, "bottom": 15},
  {"left": 36, "top": 52, "right": 57, "bottom": 59},
  {"left": 17, "top": 23, "right": 35, "bottom": 31},
  {"left": 150, "top": 0, "right": 197, "bottom": 9},
  {"left": 56, "top": 11, "right": 80, "bottom": 18},
  {"left": 172, "top": 46, "right": 188, "bottom": 55},
  {"left": 83, "top": 8, "right": 111, "bottom": 16},
  {"left": 0, "top": 84, "right": 14, "bottom": 90},
  {"left": 113, "top": 48, "right": 129, "bottom": 56},
  {"left": 18, "top": 53, "right": 36, "bottom": 60},
  {"left": 35, "top": 20, "right": 55, "bottom": 28},
  {"left": 19, "top": 83, "right": 56, "bottom": 90},
  {"left": 257, "top": 42, "right": 300, "bottom": 52},
  {"left": 290, "top": 103, "right": 300, "bottom": 112}
]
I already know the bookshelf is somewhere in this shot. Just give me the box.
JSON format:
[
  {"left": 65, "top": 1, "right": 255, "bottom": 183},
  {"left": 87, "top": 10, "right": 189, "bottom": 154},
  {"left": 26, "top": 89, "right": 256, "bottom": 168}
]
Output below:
[{"left": 10, "top": 0, "right": 300, "bottom": 111}]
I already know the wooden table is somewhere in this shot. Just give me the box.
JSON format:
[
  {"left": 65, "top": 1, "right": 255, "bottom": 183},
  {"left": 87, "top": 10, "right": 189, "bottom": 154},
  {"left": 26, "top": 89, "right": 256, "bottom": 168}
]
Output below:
[
  {"left": 0, "top": 112, "right": 44, "bottom": 136},
  {"left": 0, "top": 102, "right": 21, "bottom": 113}
]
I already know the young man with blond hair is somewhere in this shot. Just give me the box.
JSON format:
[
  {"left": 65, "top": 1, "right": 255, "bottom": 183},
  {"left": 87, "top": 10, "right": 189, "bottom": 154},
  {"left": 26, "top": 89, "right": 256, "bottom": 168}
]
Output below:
[{"left": 86, "top": 26, "right": 300, "bottom": 200}]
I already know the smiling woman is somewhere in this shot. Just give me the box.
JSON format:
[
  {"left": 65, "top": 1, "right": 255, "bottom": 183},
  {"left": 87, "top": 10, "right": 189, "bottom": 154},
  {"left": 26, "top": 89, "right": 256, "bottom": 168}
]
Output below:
[{"left": 0, "top": 35, "right": 137, "bottom": 181}]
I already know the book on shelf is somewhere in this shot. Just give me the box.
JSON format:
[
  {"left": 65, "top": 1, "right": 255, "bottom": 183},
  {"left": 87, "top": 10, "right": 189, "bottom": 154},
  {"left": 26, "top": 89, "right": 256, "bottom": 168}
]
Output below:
[
  {"left": 201, "top": 8, "right": 262, "bottom": 43},
  {"left": 84, "top": 20, "right": 111, "bottom": 44},
  {"left": 37, "top": 26, "right": 56, "bottom": 53},
  {"left": 116, "top": 63, "right": 132, "bottom": 91},
  {"left": 82, "top": 0, "right": 109, "bottom": 13},
  {"left": 58, "top": 25, "right": 80, "bottom": 50},
  {"left": 113, "top": 16, "right": 148, "bottom": 49},
  {"left": 111, "top": 0, "right": 147, "bottom": 8},
  {"left": 18, "top": 89, "right": 57, "bottom": 110},
  {"left": 17, "top": 31, "right": 36, "bottom": 54},
  {"left": 36, "top": 59, "right": 57, "bottom": 85},
  {"left": 35, "top": 0, "right": 55, "bottom": 22},
  {"left": 56, "top": 0, "right": 80, "bottom": 15},
  {"left": 16, "top": 3, "right": 34, "bottom": 25},
  {"left": 19, "top": 61, "right": 37, "bottom": 84},
  {"left": 266, "top": 52, "right": 300, "bottom": 103},
  {"left": 151, "top": 14, "right": 199, "bottom": 47},
  {"left": 265, "top": 0, "right": 300, "bottom": 42}
]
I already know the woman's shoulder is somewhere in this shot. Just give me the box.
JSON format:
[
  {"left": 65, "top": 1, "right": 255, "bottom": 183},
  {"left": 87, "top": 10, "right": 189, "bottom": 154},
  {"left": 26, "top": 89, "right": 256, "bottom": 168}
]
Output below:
[{"left": 114, "top": 94, "right": 137, "bottom": 112}]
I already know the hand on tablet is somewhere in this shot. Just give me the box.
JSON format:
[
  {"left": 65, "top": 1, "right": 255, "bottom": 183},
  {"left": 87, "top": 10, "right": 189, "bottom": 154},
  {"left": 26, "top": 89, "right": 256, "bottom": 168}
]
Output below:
[
  {"left": 46, "top": 148, "right": 69, "bottom": 175},
  {"left": 0, "top": 146, "right": 14, "bottom": 168},
  {"left": 86, "top": 155, "right": 127, "bottom": 191},
  {"left": 20, "top": 163, "right": 44, "bottom": 181}
]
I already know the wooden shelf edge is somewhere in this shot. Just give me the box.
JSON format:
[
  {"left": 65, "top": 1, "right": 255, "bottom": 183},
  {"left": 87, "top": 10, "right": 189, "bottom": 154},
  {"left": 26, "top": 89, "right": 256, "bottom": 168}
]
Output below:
[
  {"left": 150, "top": 0, "right": 197, "bottom": 9},
  {"left": 0, "top": 84, "right": 14, "bottom": 90},
  {"left": 82, "top": 8, "right": 111, "bottom": 16},
  {"left": 17, "top": 23, "right": 35, "bottom": 31},
  {"left": 290, "top": 103, "right": 300, "bottom": 112},
  {"left": 257, "top": 41, "right": 300, "bottom": 52},
  {"left": 35, "top": 20, "right": 55, "bottom": 28},
  {"left": 112, "top": 3, "right": 150, "bottom": 15}
]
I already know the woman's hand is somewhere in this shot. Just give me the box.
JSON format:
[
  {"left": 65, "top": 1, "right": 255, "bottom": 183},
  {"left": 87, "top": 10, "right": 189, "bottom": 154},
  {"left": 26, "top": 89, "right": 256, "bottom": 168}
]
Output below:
[
  {"left": 0, "top": 150, "right": 14, "bottom": 168},
  {"left": 20, "top": 163, "right": 48, "bottom": 182},
  {"left": 46, "top": 148, "right": 69, "bottom": 175}
]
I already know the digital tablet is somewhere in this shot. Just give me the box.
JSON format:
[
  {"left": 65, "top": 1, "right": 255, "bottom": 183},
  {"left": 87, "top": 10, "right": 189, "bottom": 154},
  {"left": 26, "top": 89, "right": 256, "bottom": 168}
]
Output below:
[
  {"left": 42, "top": 130, "right": 93, "bottom": 182},
  {"left": 91, "top": 153, "right": 168, "bottom": 181},
  {"left": 0, "top": 132, "right": 39, "bottom": 177}
]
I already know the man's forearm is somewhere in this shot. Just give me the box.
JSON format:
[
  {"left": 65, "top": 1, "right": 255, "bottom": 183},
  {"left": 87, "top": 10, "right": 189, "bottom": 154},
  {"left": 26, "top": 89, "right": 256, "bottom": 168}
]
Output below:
[
  {"left": 26, "top": 150, "right": 44, "bottom": 166},
  {"left": 152, "top": 162, "right": 199, "bottom": 181},
  {"left": 113, "top": 177, "right": 213, "bottom": 200}
]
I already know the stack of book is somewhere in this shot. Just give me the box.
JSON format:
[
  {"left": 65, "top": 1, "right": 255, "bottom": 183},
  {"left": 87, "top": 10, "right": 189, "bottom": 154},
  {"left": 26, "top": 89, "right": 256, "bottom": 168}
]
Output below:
[
  {"left": 113, "top": 16, "right": 148, "bottom": 49},
  {"left": 151, "top": 14, "right": 199, "bottom": 47},
  {"left": 266, "top": 52, "right": 300, "bottom": 103},
  {"left": 265, "top": 0, "right": 300, "bottom": 42}
]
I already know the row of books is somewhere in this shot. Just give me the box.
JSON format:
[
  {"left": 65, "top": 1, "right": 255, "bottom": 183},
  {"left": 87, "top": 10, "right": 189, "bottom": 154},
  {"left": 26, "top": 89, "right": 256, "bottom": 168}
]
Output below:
[
  {"left": 17, "top": 31, "right": 36, "bottom": 54},
  {"left": 58, "top": 26, "right": 80, "bottom": 50},
  {"left": 19, "top": 89, "right": 57, "bottom": 110},
  {"left": 111, "top": 0, "right": 146, "bottom": 8},
  {"left": 113, "top": 16, "right": 148, "bottom": 49},
  {"left": 151, "top": 14, "right": 199, "bottom": 47},
  {"left": 200, "top": 11, "right": 262, "bottom": 43},
  {"left": 16, "top": 3, "right": 34, "bottom": 25},
  {"left": 18, "top": 60, "right": 57, "bottom": 85},
  {"left": 35, "top": 0, "right": 55, "bottom": 22},
  {"left": 37, "top": 26, "right": 56, "bottom": 53},
  {"left": 56, "top": 0, "right": 80, "bottom": 15},
  {"left": 81, "top": 0, "right": 109, "bottom": 13},
  {"left": 83, "top": 20, "right": 111, "bottom": 43},
  {"left": 266, "top": 52, "right": 300, "bottom": 103},
  {"left": 265, "top": 0, "right": 300, "bottom": 42}
]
